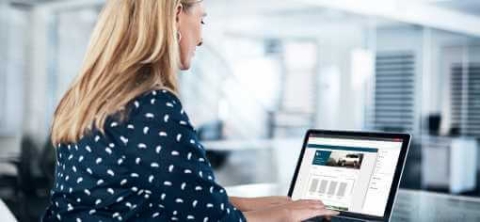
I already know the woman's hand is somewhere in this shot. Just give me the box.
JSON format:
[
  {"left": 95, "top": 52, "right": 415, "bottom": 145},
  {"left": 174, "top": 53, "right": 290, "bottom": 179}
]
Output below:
[
  {"left": 243, "top": 199, "right": 339, "bottom": 222},
  {"left": 230, "top": 196, "right": 291, "bottom": 212}
]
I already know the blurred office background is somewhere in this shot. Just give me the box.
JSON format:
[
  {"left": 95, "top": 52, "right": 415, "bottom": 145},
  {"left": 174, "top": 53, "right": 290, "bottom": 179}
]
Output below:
[{"left": 1, "top": 0, "right": 480, "bottom": 221}]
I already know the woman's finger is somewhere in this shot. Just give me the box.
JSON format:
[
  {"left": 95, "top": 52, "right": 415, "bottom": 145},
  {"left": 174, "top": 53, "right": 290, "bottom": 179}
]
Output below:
[
  {"left": 292, "top": 207, "right": 339, "bottom": 221},
  {"left": 318, "top": 209, "right": 340, "bottom": 217}
]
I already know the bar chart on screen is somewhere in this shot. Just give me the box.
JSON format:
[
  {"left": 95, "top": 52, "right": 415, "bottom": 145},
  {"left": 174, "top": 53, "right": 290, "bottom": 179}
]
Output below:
[{"left": 304, "top": 175, "right": 355, "bottom": 210}]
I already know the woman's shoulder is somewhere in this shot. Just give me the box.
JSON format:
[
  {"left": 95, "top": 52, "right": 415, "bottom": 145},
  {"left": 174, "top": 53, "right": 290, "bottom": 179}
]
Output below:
[
  {"left": 125, "top": 88, "right": 191, "bottom": 125},
  {"left": 134, "top": 89, "right": 181, "bottom": 110}
]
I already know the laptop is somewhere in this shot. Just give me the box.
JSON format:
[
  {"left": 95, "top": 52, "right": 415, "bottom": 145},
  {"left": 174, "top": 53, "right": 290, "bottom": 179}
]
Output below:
[{"left": 288, "top": 130, "right": 411, "bottom": 222}]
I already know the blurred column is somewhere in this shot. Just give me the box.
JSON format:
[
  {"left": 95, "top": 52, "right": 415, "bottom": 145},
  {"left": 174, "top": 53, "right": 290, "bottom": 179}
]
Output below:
[
  {"left": 0, "top": 0, "right": 8, "bottom": 130},
  {"left": 23, "top": 7, "right": 50, "bottom": 144},
  {"left": 363, "top": 19, "right": 377, "bottom": 130},
  {"left": 1, "top": 1, "right": 27, "bottom": 137},
  {"left": 420, "top": 28, "right": 433, "bottom": 135}
]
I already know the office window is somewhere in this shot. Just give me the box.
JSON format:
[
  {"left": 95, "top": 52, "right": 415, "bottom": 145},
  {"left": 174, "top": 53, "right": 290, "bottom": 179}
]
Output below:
[
  {"left": 450, "top": 64, "right": 480, "bottom": 137},
  {"left": 372, "top": 52, "right": 415, "bottom": 132}
]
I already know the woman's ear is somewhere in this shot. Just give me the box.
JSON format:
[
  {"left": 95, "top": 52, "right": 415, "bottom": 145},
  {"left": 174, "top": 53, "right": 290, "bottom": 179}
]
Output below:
[{"left": 176, "top": 4, "right": 183, "bottom": 23}]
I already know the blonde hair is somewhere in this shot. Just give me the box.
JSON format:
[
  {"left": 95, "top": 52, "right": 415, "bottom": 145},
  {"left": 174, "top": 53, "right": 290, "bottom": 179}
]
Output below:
[{"left": 51, "top": 0, "right": 200, "bottom": 145}]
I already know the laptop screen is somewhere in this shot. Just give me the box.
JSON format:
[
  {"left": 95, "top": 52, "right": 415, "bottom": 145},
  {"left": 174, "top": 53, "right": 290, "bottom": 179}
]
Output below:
[{"left": 290, "top": 133, "right": 404, "bottom": 217}]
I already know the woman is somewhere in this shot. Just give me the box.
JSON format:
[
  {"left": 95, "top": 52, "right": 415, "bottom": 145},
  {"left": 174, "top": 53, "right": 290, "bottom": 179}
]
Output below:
[{"left": 42, "top": 0, "right": 339, "bottom": 221}]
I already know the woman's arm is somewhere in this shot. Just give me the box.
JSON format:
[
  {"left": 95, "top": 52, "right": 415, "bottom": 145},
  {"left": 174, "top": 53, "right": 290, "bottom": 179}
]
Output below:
[
  {"left": 242, "top": 199, "right": 339, "bottom": 222},
  {"left": 230, "top": 196, "right": 291, "bottom": 212},
  {"left": 125, "top": 91, "right": 248, "bottom": 221}
]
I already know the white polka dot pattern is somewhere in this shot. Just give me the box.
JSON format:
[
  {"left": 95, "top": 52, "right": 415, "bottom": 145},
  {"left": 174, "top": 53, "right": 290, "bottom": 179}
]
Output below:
[{"left": 42, "top": 89, "right": 246, "bottom": 221}]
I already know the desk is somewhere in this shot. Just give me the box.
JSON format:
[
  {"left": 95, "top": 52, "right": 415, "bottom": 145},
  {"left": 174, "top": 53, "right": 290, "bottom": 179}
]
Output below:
[
  {"left": 225, "top": 183, "right": 480, "bottom": 222},
  {"left": 0, "top": 199, "right": 17, "bottom": 222},
  {"left": 420, "top": 136, "right": 478, "bottom": 193}
]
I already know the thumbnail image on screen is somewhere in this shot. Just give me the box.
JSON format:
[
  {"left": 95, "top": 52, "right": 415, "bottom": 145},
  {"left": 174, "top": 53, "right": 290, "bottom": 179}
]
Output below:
[{"left": 312, "top": 150, "right": 365, "bottom": 170}]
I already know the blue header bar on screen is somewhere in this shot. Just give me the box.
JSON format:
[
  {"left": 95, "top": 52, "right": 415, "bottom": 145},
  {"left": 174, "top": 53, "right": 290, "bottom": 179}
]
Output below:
[{"left": 307, "top": 144, "right": 378, "bottom": 153}]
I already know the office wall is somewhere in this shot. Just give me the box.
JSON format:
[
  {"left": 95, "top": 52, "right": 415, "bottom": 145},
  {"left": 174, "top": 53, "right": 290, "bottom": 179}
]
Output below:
[
  {"left": 199, "top": 16, "right": 372, "bottom": 136},
  {"left": 219, "top": 15, "right": 372, "bottom": 131},
  {"left": 315, "top": 24, "right": 368, "bottom": 131},
  {"left": 180, "top": 25, "right": 278, "bottom": 139}
]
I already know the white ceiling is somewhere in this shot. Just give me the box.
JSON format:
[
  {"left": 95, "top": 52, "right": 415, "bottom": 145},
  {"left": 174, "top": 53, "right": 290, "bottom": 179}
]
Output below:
[
  {"left": 429, "top": 0, "right": 480, "bottom": 16},
  {"left": 13, "top": 0, "right": 480, "bottom": 17},
  {"left": 8, "top": 0, "right": 480, "bottom": 37}
]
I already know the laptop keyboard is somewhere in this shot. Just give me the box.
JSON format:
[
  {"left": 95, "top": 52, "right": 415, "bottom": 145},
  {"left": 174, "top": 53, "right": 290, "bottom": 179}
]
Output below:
[{"left": 330, "top": 217, "right": 365, "bottom": 222}]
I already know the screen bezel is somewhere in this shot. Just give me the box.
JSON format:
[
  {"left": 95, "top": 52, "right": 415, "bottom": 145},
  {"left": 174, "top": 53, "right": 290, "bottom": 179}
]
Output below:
[{"left": 287, "top": 129, "right": 411, "bottom": 222}]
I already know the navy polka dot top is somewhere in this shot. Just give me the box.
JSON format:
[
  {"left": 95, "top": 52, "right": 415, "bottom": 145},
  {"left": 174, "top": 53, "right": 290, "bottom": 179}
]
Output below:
[{"left": 42, "top": 89, "right": 246, "bottom": 222}]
